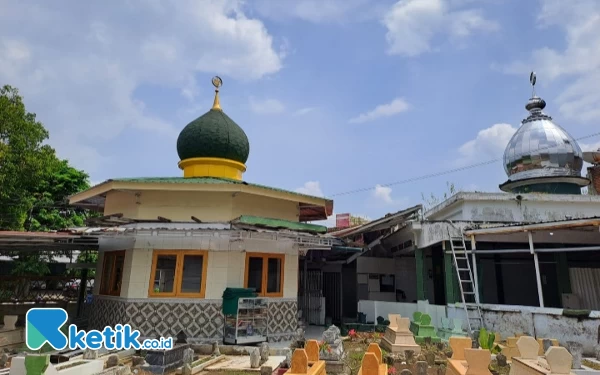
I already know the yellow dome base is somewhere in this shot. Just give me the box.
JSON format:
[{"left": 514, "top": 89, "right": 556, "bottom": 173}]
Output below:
[{"left": 178, "top": 157, "right": 246, "bottom": 180}]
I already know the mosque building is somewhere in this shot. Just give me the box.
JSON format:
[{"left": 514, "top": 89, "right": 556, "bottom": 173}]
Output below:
[
  {"left": 69, "top": 77, "right": 341, "bottom": 342},
  {"left": 323, "top": 74, "right": 600, "bottom": 332}
]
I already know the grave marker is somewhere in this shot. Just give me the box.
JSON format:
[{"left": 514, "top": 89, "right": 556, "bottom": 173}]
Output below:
[
  {"left": 509, "top": 335, "right": 575, "bottom": 375},
  {"left": 381, "top": 315, "right": 421, "bottom": 355},
  {"left": 358, "top": 344, "right": 387, "bottom": 375},
  {"left": 285, "top": 348, "right": 326, "bottom": 375}
]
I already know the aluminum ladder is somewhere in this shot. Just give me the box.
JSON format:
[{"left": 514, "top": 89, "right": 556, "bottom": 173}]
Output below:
[{"left": 448, "top": 229, "right": 484, "bottom": 337}]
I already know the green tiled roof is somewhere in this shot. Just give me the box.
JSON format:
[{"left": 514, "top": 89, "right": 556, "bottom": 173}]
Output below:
[
  {"left": 233, "top": 215, "right": 328, "bottom": 234},
  {"left": 176, "top": 109, "right": 250, "bottom": 163},
  {"left": 109, "top": 176, "right": 330, "bottom": 202}
]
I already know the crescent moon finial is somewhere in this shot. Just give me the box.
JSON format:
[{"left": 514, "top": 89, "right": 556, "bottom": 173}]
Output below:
[
  {"left": 211, "top": 76, "right": 223, "bottom": 110},
  {"left": 212, "top": 76, "right": 223, "bottom": 89}
]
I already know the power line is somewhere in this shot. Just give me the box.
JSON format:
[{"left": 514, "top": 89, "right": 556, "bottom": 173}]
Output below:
[{"left": 329, "top": 131, "right": 600, "bottom": 197}]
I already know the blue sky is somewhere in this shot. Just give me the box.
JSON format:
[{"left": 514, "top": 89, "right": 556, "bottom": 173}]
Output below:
[{"left": 2, "top": 0, "right": 600, "bottom": 225}]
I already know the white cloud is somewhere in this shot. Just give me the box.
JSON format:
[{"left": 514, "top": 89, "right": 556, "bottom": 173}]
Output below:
[
  {"left": 293, "top": 107, "right": 317, "bottom": 116},
  {"left": 0, "top": 1, "right": 284, "bottom": 175},
  {"left": 249, "top": 97, "right": 285, "bottom": 115},
  {"left": 373, "top": 184, "right": 395, "bottom": 204},
  {"left": 456, "top": 123, "right": 517, "bottom": 165},
  {"left": 382, "top": 0, "right": 498, "bottom": 57},
  {"left": 295, "top": 181, "right": 324, "bottom": 197},
  {"left": 349, "top": 98, "right": 410, "bottom": 124},
  {"left": 500, "top": 0, "right": 600, "bottom": 123}
]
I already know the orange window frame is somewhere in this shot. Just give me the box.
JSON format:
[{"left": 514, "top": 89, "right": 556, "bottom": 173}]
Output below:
[
  {"left": 148, "top": 250, "right": 208, "bottom": 298},
  {"left": 99, "top": 250, "right": 125, "bottom": 296},
  {"left": 244, "top": 252, "right": 285, "bottom": 297}
]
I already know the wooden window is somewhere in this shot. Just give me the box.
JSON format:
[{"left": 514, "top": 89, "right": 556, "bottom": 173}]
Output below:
[
  {"left": 244, "top": 253, "right": 285, "bottom": 297},
  {"left": 148, "top": 250, "right": 208, "bottom": 298},
  {"left": 99, "top": 251, "right": 126, "bottom": 296}
]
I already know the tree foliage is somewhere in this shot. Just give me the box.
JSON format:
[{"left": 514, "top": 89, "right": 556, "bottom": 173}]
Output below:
[
  {"left": 0, "top": 84, "right": 92, "bottom": 232},
  {"left": 0, "top": 85, "right": 58, "bottom": 230},
  {"left": 26, "top": 159, "right": 92, "bottom": 231},
  {"left": 0, "top": 85, "right": 97, "bottom": 277}
]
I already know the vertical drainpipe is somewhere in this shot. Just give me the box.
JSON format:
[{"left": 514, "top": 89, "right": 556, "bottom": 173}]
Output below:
[{"left": 528, "top": 231, "right": 545, "bottom": 308}]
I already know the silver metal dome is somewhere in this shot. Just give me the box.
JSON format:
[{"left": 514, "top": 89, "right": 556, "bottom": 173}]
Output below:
[{"left": 503, "top": 93, "right": 584, "bottom": 182}]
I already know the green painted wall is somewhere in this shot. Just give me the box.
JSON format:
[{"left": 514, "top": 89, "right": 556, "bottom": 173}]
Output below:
[
  {"left": 415, "top": 248, "right": 427, "bottom": 301},
  {"left": 555, "top": 253, "right": 571, "bottom": 304},
  {"left": 444, "top": 247, "right": 458, "bottom": 304}
]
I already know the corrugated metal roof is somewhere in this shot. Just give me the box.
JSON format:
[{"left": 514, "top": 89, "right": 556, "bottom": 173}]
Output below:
[
  {"left": 232, "top": 215, "right": 327, "bottom": 234},
  {"left": 329, "top": 204, "right": 422, "bottom": 238}
]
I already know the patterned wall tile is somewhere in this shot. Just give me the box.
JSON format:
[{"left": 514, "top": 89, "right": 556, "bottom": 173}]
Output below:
[
  {"left": 92, "top": 297, "right": 297, "bottom": 341},
  {"left": 267, "top": 299, "right": 297, "bottom": 336}
]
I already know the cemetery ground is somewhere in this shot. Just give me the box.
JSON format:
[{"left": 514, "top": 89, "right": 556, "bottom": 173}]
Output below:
[{"left": 1, "top": 312, "right": 597, "bottom": 375}]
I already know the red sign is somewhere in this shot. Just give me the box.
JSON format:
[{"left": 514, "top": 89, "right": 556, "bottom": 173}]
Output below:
[{"left": 336, "top": 213, "right": 351, "bottom": 228}]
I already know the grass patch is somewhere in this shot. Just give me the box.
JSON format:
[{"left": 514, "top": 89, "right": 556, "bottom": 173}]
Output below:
[
  {"left": 562, "top": 309, "right": 591, "bottom": 319},
  {"left": 488, "top": 359, "right": 510, "bottom": 375},
  {"left": 583, "top": 359, "right": 600, "bottom": 370},
  {"left": 191, "top": 356, "right": 212, "bottom": 367}
]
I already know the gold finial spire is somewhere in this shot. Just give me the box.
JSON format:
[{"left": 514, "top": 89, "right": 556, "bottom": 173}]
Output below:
[{"left": 211, "top": 76, "right": 223, "bottom": 111}]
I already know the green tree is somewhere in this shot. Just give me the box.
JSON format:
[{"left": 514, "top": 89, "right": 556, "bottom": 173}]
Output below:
[
  {"left": 26, "top": 159, "right": 92, "bottom": 231},
  {"left": 0, "top": 85, "right": 97, "bottom": 286},
  {"left": 71, "top": 251, "right": 98, "bottom": 278},
  {"left": 0, "top": 85, "right": 58, "bottom": 230}
]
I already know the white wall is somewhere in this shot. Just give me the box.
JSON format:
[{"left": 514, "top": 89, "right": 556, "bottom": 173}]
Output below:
[
  {"left": 447, "top": 304, "right": 600, "bottom": 355},
  {"left": 357, "top": 257, "right": 419, "bottom": 302},
  {"left": 395, "top": 257, "right": 418, "bottom": 302},
  {"left": 359, "top": 299, "right": 600, "bottom": 356},
  {"left": 357, "top": 300, "right": 446, "bottom": 328},
  {"left": 426, "top": 192, "right": 600, "bottom": 223}
]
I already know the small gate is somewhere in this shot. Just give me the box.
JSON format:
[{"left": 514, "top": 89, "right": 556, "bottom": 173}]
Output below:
[
  {"left": 323, "top": 272, "right": 342, "bottom": 324},
  {"left": 299, "top": 269, "right": 324, "bottom": 325}
]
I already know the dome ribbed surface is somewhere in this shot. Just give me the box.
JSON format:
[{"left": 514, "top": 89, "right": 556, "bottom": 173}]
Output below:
[
  {"left": 177, "top": 109, "right": 250, "bottom": 164},
  {"left": 503, "top": 103, "right": 583, "bottom": 182}
]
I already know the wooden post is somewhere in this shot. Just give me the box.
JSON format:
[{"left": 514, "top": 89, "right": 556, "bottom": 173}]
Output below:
[
  {"left": 464, "top": 349, "right": 492, "bottom": 375},
  {"left": 285, "top": 345, "right": 327, "bottom": 375},
  {"left": 366, "top": 343, "right": 382, "bottom": 363},
  {"left": 305, "top": 340, "right": 320, "bottom": 364},
  {"left": 288, "top": 350, "right": 308, "bottom": 375},
  {"left": 360, "top": 353, "right": 380, "bottom": 375},
  {"left": 358, "top": 343, "right": 387, "bottom": 375},
  {"left": 528, "top": 231, "right": 545, "bottom": 308},
  {"left": 449, "top": 337, "right": 473, "bottom": 360}
]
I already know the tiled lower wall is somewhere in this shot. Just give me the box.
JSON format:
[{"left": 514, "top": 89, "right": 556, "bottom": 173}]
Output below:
[{"left": 90, "top": 296, "right": 297, "bottom": 342}]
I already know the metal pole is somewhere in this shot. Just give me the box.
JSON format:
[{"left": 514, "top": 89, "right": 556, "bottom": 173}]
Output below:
[
  {"left": 528, "top": 231, "right": 544, "bottom": 308},
  {"left": 470, "top": 235, "right": 480, "bottom": 304},
  {"left": 76, "top": 268, "right": 88, "bottom": 319}
]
